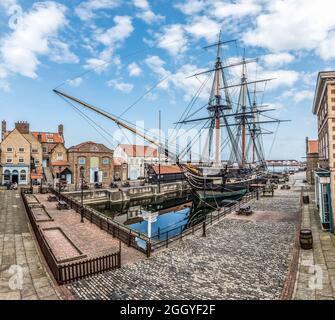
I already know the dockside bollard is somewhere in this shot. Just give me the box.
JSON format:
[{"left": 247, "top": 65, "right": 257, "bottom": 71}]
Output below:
[{"left": 202, "top": 221, "right": 206, "bottom": 237}]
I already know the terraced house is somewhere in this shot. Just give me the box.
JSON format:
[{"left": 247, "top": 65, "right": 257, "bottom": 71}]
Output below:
[
  {"left": 312, "top": 71, "right": 335, "bottom": 233},
  {"left": 0, "top": 121, "right": 65, "bottom": 185}
]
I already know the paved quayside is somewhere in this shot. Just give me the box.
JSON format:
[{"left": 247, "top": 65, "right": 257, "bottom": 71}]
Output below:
[
  {"left": 294, "top": 187, "right": 335, "bottom": 300},
  {"left": 0, "top": 189, "right": 59, "bottom": 300},
  {"left": 67, "top": 174, "right": 303, "bottom": 300}
]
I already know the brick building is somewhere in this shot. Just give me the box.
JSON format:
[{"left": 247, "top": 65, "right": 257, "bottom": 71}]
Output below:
[
  {"left": 312, "top": 71, "right": 335, "bottom": 233},
  {"left": 31, "top": 125, "right": 64, "bottom": 168},
  {"left": 0, "top": 121, "right": 65, "bottom": 185},
  {"left": 305, "top": 138, "right": 319, "bottom": 184},
  {"left": 0, "top": 123, "right": 31, "bottom": 185},
  {"left": 68, "top": 141, "right": 114, "bottom": 187}
]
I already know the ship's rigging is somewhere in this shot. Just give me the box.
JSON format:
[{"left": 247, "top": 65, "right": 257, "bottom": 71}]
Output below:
[{"left": 53, "top": 31, "right": 290, "bottom": 201}]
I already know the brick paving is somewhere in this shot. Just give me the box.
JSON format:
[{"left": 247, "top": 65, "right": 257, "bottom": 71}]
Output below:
[
  {"left": 34, "top": 194, "right": 143, "bottom": 265},
  {"left": 67, "top": 174, "right": 302, "bottom": 300},
  {"left": 294, "top": 187, "right": 335, "bottom": 300},
  {"left": 0, "top": 189, "right": 59, "bottom": 300}
]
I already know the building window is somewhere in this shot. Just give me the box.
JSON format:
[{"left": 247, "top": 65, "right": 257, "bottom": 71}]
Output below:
[
  {"left": 331, "top": 90, "right": 335, "bottom": 94},
  {"left": 7, "top": 147, "right": 13, "bottom": 152},
  {"left": 57, "top": 153, "right": 63, "bottom": 161},
  {"left": 20, "top": 170, "right": 26, "bottom": 182},
  {"left": 47, "top": 139, "right": 54, "bottom": 143},
  {"left": 4, "top": 170, "right": 10, "bottom": 182},
  {"left": 32, "top": 149, "right": 38, "bottom": 153},
  {"left": 332, "top": 98, "right": 335, "bottom": 102},
  {"left": 102, "top": 158, "right": 110, "bottom": 165},
  {"left": 19, "top": 157, "right": 24, "bottom": 163},
  {"left": 43, "top": 147, "right": 47, "bottom": 153},
  {"left": 35, "top": 160, "right": 40, "bottom": 164},
  {"left": 19, "top": 147, "right": 25, "bottom": 152},
  {"left": 103, "top": 172, "right": 108, "bottom": 178},
  {"left": 6, "top": 157, "right": 13, "bottom": 163},
  {"left": 78, "top": 157, "right": 86, "bottom": 165}
]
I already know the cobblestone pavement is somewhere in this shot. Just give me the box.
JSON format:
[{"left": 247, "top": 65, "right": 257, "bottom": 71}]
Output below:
[
  {"left": 34, "top": 194, "right": 143, "bottom": 265},
  {"left": 67, "top": 175, "right": 302, "bottom": 300},
  {"left": 0, "top": 189, "right": 59, "bottom": 300},
  {"left": 294, "top": 188, "right": 335, "bottom": 300}
]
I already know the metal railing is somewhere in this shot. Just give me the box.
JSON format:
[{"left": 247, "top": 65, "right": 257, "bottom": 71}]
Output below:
[
  {"left": 50, "top": 188, "right": 152, "bottom": 257},
  {"left": 50, "top": 188, "right": 259, "bottom": 257},
  {"left": 21, "top": 188, "right": 121, "bottom": 285},
  {"left": 150, "top": 191, "right": 259, "bottom": 251}
]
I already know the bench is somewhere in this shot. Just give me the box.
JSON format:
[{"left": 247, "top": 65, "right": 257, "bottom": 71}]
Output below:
[
  {"left": 57, "top": 201, "right": 70, "bottom": 210},
  {"left": 236, "top": 204, "right": 253, "bottom": 216},
  {"left": 48, "top": 195, "right": 58, "bottom": 202}
]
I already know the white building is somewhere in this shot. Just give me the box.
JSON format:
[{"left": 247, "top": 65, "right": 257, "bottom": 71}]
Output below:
[{"left": 114, "top": 144, "right": 159, "bottom": 180}]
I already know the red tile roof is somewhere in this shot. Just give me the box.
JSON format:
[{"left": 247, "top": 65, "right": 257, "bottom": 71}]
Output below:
[
  {"left": 51, "top": 161, "right": 69, "bottom": 166},
  {"left": 152, "top": 165, "right": 183, "bottom": 175},
  {"left": 31, "top": 132, "right": 64, "bottom": 144},
  {"left": 308, "top": 140, "right": 318, "bottom": 154},
  {"left": 31, "top": 173, "right": 43, "bottom": 180},
  {"left": 119, "top": 144, "right": 158, "bottom": 157}
]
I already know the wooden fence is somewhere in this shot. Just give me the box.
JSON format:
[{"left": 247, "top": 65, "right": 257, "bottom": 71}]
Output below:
[{"left": 21, "top": 188, "right": 121, "bottom": 285}]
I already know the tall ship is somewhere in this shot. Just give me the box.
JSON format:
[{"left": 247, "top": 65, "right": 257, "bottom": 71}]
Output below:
[{"left": 53, "top": 32, "right": 288, "bottom": 202}]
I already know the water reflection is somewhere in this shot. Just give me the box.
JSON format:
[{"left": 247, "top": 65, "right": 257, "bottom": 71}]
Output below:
[{"left": 88, "top": 191, "right": 243, "bottom": 241}]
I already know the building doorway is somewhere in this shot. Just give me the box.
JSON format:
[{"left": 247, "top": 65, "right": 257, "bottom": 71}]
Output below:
[
  {"left": 12, "top": 170, "right": 19, "bottom": 184},
  {"left": 94, "top": 171, "right": 99, "bottom": 183}
]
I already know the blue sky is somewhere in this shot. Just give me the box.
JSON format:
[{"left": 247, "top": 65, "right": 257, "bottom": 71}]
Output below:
[{"left": 1, "top": 0, "right": 335, "bottom": 160}]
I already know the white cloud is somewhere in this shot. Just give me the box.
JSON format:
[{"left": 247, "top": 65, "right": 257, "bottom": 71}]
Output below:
[
  {"left": 0, "top": 2, "right": 71, "bottom": 79},
  {"left": 107, "top": 79, "right": 134, "bottom": 93},
  {"left": 49, "top": 40, "right": 79, "bottom": 64},
  {"left": 175, "top": 0, "right": 205, "bottom": 15},
  {"left": 185, "top": 16, "right": 220, "bottom": 42},
  {"left": 75, "top": 0, "right": 121, "bottom": 21},
  {"left": 67, "top": 77, "right": 83, "bottom": 87},
  {"left": 145, "top": 55, "right": 210, "bottom": 100},
  {"left": 133, "top": 0, "right": 164, "bottom": 24},
  {"left": 211, "top": 0, "right": 262, "bottom": 19},
  {"left": 128, "top": 62, "right": 142, "bottom": 77},
  {"left": 84, "top": 58, "right": 110, "bottom": 72},
  {"left": 244, "top": 0, "right": 335, "bottom": 60},
  {"left": 0, "top": 0, "right": 18, "bottom": 13},
  {"left": 317, "top": 31, "right": 335, "bottom": 61},
  {"left": 95, "top": 15, "right": 133, "bottom": 61},
  {"left": 156, "top": 24, "right": 188, "bottom": 56},
  {"left": 261, "top": 52, "right": 295, "bottom": 68},
  {"left": 282, "top": 89, "right": 314, "bottom": 103},
  {"left": 226, "top": 57, "right": 299, "bottom": 91},
  {"left": 96, "top": 16, "right": 133, "bottom": 47}
]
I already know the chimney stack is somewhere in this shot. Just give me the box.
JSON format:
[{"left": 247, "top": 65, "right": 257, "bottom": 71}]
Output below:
[
  {"left": 58, "top": 124, "right": 64, "bottom": 137},
  {"left": 15, "top": 121, "right": 30, "bottom": 134},
  {"left": 1, "top": 120, "right": 6, "bottom": 141}
]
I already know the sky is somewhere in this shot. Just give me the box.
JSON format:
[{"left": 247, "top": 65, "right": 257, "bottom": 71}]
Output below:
[{"left": 0, "top": 0, "right": 334, "bottom": 161}]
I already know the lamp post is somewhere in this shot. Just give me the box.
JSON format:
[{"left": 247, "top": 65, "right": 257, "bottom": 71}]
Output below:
[
  {"left": 80, "top": 166, "right": 84, "bottom": 223},
  {"left": 58, "top": 166, "right": 61, "bottom": 200},
  {"left": 75, "top": 163, "right": 78, "bottom": 191}
]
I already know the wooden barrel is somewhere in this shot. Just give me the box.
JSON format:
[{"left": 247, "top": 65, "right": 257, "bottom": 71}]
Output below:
[
  {"left": 302, "top": 195, "right": 310, "bottom": 204},
  {"left": 300, "top": 229, "right": 313, "bottom": 250}
]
